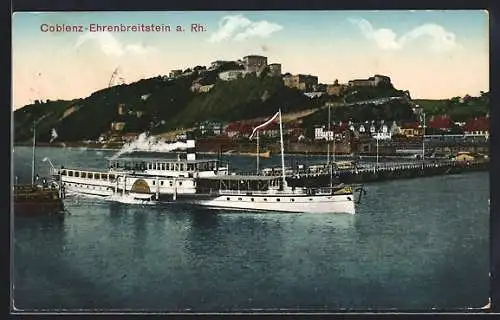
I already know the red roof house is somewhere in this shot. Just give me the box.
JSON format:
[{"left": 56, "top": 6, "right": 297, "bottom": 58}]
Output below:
[
  {"left": 428, "top": 115, "right": 452, "bottom": 131},
  {"left": 463, "top": 117, "right": 489, "bottom": 135}
]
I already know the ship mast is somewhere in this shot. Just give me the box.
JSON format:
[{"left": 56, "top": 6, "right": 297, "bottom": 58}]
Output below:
[{"left": 279, "top": 109, "right": 287, "bottom": 189}]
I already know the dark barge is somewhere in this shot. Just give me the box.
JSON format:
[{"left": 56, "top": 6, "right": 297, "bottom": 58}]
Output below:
[{"left": 13, "top": 184, "right": 64, "bottom": 216}]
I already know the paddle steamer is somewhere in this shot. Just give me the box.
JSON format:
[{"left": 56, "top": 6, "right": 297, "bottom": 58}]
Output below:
[{"left": 51, "top": 110, "right": 364, "bottom": 213}]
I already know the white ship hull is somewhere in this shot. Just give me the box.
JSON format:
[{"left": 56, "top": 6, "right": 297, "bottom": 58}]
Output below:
[{"left": 187, "top": 193, "right": 356, "bottom": 214}]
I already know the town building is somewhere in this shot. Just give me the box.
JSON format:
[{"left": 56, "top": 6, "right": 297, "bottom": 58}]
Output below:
[
  {"left": 110, "top": 122, "right": 125, "bottom": 131},
  {"left": 190, "top": 82, "right": 202, "bottom": 92},
  {"left": 268, "top": 63, "right": 282, "bottom": 77},
  {"left": 243, "top": 55, "right": 268, "bottom": 73},
  {"left": 464, "top": 117, "right": 489, "bottom": 138},
  {"left": 326, "top": 84, "right": 346, "bottom": 96},
  {"left": 399, "top": 122, "right": 423, "bottom": 137},
  {"left": 169, "top": 69, "right": 183, "bottom": 78},
  {"left": 371, "top": 124, "right": 392, "bottom": 140},
  {"left": 197, "top": 121, "right": 223, "bottom": 136},
  {"left": 428, "top": 115, "right": 453, "bottom": 133},
  {"left": 315, "top": 126, "right": 334, "bottom": 141},
  {"left": 117, "top": 104, "right": 125, "bottom": 115},
  {"left": 198, "top": 84, "right": 215, "bottom": 93},
  {"left": 314, "top": 123, "right": 350, "bottom": 141},
  {"left": 304, "top": 92, "right": 325, "bottom": 98},
  {"left": 283, "top": 74, "right": 319, "bottom": 92},
  {"left": 348, "top": 74, "right": 391, "bottom": 87},
  {"left": 218, "top": 70, "right": 251, "bottom": 81},
  {"left": 209, "top": 60, "right": 232, "bottom": 70}
]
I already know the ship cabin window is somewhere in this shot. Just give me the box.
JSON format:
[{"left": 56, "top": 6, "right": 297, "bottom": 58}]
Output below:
[
  {"left": 175, "top": 164, "right": 179, "bottom": 171},
  {"left": 169, "top": 181, "right": 173, "bottom": 186},
  {"left": 102, "top": 174, "right": 108, "bottom": 180},
  {"left": 88, "top": 173, "right": 93, "bottom": 179},
  {"left": 276, "top": 198, "right": 280, "bottom": 202},
  {"left": 264, "top": 198, "right": 267, "bottom": 201},
  {"left": 251, "top": 198, "right": 254, "bottom": 202},
  {"left": 61, "top": 170, "right": 67, "bottom": 176},
  {"left": 291, "top": 199, "right": 295, "bottom": 202},
  {"left": 147, "top": 163, "right": 151, "bottom": 170},
  {"left": 81, "top": 172, "right": 87, "bottom": 178},
  {"left": 178, "top": 181, "right": 183, "bottom": 186},
  {"left": 238, "top": 197, "right": 242, "bottom": 201},
  {"left": 187, "top": 163, "right": 194, "bottom": 171},
  {"left": 227, "top": 197, "right": 230, "bottom": 201},
  {"left": 153, "top": 180, "right": 155, "bottom": 185},
  {"left": 74, "top": 172, "right": 80, "bottom": 178},
  {"left": 161, "top": 163, "right": 165, "bottom": 170},
  {"left": 161, "top": 181, "right": 164, "bottom": 186},
  {"left": 152, "top": 163, "right": 156, "bottom": 170},
  {"left": 95, "top": 173, "right": 100, "bottom": 180},
  {"left": 109, "top": 174, "right": 115, "bottom": 180},
  {"left": 180, "top": 163, "right": 184, "bottom": 171},
  {"left": 68, "top": 171, "right": 73, "bottom": 177}
]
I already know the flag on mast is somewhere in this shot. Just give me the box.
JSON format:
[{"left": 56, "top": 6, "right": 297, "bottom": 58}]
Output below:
[{"left": 249, "top": 111, "right": 280, "bottom": 140}]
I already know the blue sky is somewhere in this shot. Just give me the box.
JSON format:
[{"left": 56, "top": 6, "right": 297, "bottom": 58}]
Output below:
[{"left": 12, "top": 10, "right": 489, "bottom": 108}]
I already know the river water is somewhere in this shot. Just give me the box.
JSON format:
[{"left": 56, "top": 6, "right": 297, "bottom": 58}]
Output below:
[{"left": 12, "top": 147, "right": 490, "bottom": 312}]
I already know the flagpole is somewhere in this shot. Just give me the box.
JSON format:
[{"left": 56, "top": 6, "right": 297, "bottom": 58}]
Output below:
[
  {"left": 279, "top": 109, "right": 287, "bottom": 189},
  {"left": 256, "top": 131, "right": 260, "bottom": 175}
]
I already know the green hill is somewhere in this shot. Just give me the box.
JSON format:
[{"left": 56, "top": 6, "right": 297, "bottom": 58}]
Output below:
[
  {"left": 414, "top": 91, "right": 489, "bottom": 120},
  {"left": 163, "top": 73, "right": 319, "bottom": 131},
  {"left": 13, "top": 67, "right": 320, "bottom": 143}
]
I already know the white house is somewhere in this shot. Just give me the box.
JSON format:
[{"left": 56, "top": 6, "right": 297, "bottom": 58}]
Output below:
[
  {"left": 372, "top": 124, "right": 392, "bottom": 140},
  {"left": 314, "top": 127, "right": 334, "bottom": 141}
]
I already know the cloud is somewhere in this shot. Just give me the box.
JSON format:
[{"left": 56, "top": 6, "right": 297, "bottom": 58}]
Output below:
[
  {"left": 209, "top": 15, "right": 283, "bottom": 43},
  {"left": 348, "top": 18, "right": 458, "bottom": 51},
  {"left": 74, "top": 32, "right": 156, "bottom": 56}
]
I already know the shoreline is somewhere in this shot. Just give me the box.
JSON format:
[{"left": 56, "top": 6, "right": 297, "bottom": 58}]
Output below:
[
  {"left": 13, "top": 142, "right": 489, "bottom": 158},
  {"left": 12, "top": 144, "right": 424, "bottom": 158}
]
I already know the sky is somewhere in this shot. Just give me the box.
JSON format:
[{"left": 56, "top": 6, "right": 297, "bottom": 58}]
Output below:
[{"left": 12, "top": 10, "right": 489, "bottom": 109}]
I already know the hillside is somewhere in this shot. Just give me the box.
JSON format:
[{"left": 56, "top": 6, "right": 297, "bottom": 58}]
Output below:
[
  {"left": 14, "top": 60, "right": 487, "bottom": 143},
  {"left": 413, "top": 91, "right": 489, "bottom": 120},
  {"left": 164, "top": 73, "right": 319, "bottom": 131},
  {"left": 13, "top": 67, "right": 321, "bottom": 143}
]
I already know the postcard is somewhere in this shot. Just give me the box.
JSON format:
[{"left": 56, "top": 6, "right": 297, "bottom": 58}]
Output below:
[{"left": 11, "top": 10, "right": 490, "bottom": 313}]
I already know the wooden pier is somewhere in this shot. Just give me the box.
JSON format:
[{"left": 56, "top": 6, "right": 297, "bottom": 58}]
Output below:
[{"left": 286, "top": 160, "right": 489, "bottom": 187}]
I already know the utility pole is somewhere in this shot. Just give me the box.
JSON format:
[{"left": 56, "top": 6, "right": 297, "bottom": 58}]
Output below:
[
  {"left": 31, "top": 121, "right": 36, "bottom": 186},
  {"left": 376, "top": 129, "right": 379, "bottom": 170},
  {"left": 327, "top": 104, "right": 330, "bottom": 166},
  {"left": 422, "top": 111, "right": 426, "bottom": 168}
]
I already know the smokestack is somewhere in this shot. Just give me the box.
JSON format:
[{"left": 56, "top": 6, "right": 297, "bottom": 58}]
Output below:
[{"left": 186, "top": 139, "right": 196, "bottom": 161}]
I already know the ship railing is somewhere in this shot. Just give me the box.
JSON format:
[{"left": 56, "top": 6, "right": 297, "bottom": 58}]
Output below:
[{"left": 217, "top": 189, "right": 293, "bottom": 196}]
